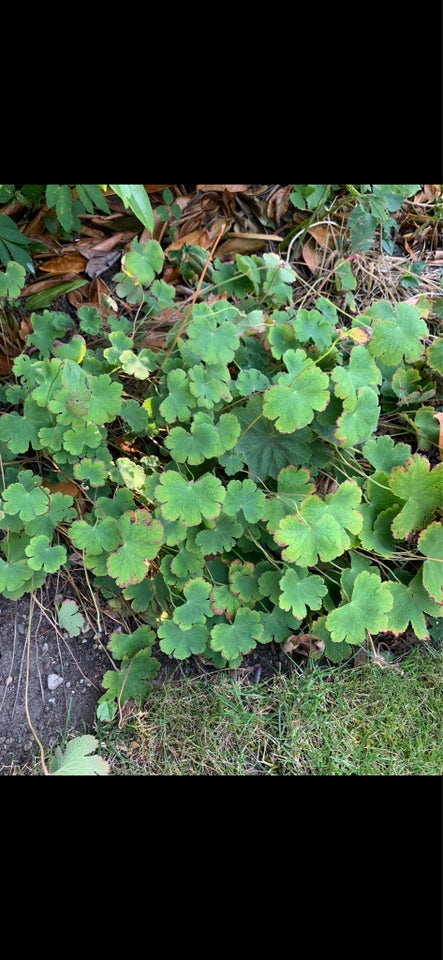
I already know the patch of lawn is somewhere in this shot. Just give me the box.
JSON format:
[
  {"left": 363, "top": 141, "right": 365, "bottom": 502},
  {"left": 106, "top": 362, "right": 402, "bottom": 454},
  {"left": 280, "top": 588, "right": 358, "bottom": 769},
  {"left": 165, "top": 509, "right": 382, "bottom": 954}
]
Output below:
[{"left": 99, "top": 646, "right": 443, "bottom": 776}]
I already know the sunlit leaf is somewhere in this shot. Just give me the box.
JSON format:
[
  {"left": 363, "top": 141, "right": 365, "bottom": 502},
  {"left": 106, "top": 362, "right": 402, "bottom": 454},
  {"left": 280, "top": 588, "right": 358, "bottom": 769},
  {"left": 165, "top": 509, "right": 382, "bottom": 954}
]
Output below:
[
  {"left": 417, "top": 522, "right": 443, "bottom": 602},
  {"left": 57, "top": 599, "right": 85, "bottom": 637},
  {"left": 326, "top": 571, "right": 393, "bottom": 645},
  {"left": 50, "top": 735, "right": 109, "bottom": 776},
  {"left": 389, "top": 456, "right": 443, "bottom": 538}
]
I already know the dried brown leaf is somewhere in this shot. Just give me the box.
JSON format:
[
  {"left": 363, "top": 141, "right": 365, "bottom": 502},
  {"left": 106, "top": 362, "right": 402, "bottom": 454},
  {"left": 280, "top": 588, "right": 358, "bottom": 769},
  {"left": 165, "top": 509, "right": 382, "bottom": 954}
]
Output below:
[
  {"left": 39, "top": 253, "right": 87, "bottom": 274},
  {"left": 197, "top": 185, "right": 250, "bottom": 193},
  {"left": 414, "top": 185, "right": 442, "bottom": 203},
  {"left": 216, "top": 237, "right": 265, "bottom": 258},
  {"left": 282, "top": 634, "right": 325, "bottom": 657},
  {"left": 266, "top": 186, "right": 292, "bottom": 225},
  {"left": 0, "top": 351, "right": 16, "bottom": 375},
  {"left": 302, "top": 237, "right": 321, "bottom": 272},
  {"left": 307, "top": 224, "right": 336, "bottom": 249}
]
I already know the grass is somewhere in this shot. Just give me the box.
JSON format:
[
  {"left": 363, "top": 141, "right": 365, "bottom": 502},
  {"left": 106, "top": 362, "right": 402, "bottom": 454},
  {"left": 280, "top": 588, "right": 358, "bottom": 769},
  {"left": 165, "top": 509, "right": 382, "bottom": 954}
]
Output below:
[{"left": 96, "top": 645, "right": 443, "bottom": 776}]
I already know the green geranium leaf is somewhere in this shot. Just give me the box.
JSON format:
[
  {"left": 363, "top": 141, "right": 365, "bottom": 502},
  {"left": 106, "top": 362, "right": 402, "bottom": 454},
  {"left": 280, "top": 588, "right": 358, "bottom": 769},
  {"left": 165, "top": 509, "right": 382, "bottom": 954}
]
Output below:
[
  {"left": 155, "top": 471, "right": 225, "bottom": 526},
  {"left": 158, "top": 620, "right": 208, "bottom": 659},
  {"left": 52, "top": 335, "right": 87, "bottom": 363},
  {"left": 120, "top": 399, "right": 151, "bottom": 433},
  {"left": 121, "top": 239, "right": 163, "bottom": 286},
  {"left": 263, "top": 466, "right": 315, "bottom": 534},
  {"left": 0, "top": 558, "right": 31, "bottom": 593},
  {"left": 332, "top": 345, "right": 381, "bottom": 406},
  {"left": 275, "top": 481, "right": 362, "bottom": 566},
  {"left": 57, "top": 600, "right": 85, "bottom": 637},
  {"left": 73, "top": 459, "right": 108, "bottom": 487},
  {"left": 235, "top": 395, "right": 313, "bottom": 480},
  {"left": 279, "top": 567, "right": 328, "bottom": 619},
  {"left": 223, "top": 478, "right": 266, "bottom": 524},
  {"left": 103, "top": 330, "right": 134, "bottom": 365},
  {"left": 362, "top": 435, "right": 411, "bottom": 472},
  {"left": 0, "top": 411, "right": 43, "bottom": 454},
  {"left": 263, "top": 349, "right": 329, "bottom": 432},
  {"left": 209, "top": 583, "right": 241, "bottom": 619},
  {"left": 426, "top": 338, "right": 443, "bottom": 375},
  {"left": 158, "top": 368, "right": 196, "bottom": 422},
  {"left": 108, "top": 457, "right": 147, "bottom": 491},
  {"left": 389, "top": 456, "right": 443, "bottom": 538},
  {"left": 326, "top": 570, "right": 393, "bottom": 645},
  {"left": 50, "top": 735, "right": 109, "bottom": 776},
  {"left": 170, "top": 547, "right": 205, "bottom": 581},
  {"left": 185, "top": 305, "right": 240, "bottom": 365},
  {"left": 366, "top": 301, "right": 428, "bottom": 364},
  {"left": 108, "top": 624, "right": 155, "bottom": 660},
  {"left": 235, "top": 367, "right": 270, "bottom": 396},
  {"left": 26, "top": 491, "right": 76, "bottom": 539},
  {"left": 77, "top": 305, "right": 102, "bottom": 335},
  {"left": 358, "top": 504, "right": 399, "bottom": 558},
  {"left": 188, "top": 363, "right": 232, "bottom": 408},
  {"left": 70, "top": 516, "right": 121, "bottom": 555},
  {"left": 384, "top": 571, "right": 442, "bottom": 639},
  {"left": 257, "top": 607, "right": 300, "bottom": 644},
  {"left": 195, "top": 514, "right": 243, "bottom": 554},
  {"left": 99, "top": 648, "right": 159, "bottom": 707},
  {"left": 2, "top": 483, "right": 48, "bottom": 522},
  {"left": 63, "top": 422, "right": 103, "bottom": 456},
  {"left": 229, "top": 560, "right": 261, "bottom": 603},
  {"left": 119, "top": 349, "right": 157, "bottom": 379},
  {"left": 25, "top": 535, "right": 67, "bottom": 573},
  {"left": 417, "top": 522, "right": 443, "bottom": 603},
  {"left": 334, "top": 386, "right": 380, "bottom": 447},
  {"left": 106, "top": 510, "right": 164, "bottom": 587},
  {"left": 165, "top": 417, "right": 220, "bottom": 464},
  {"left": 0, "top": 260, "right": 26, "bottom": 298},
  {"left": 28, "top": 310, "right": 73, "bottom": 357},
  {"left": 210, "top": 608, "right": 263, "bottom": 665},
  {"left": 172, "top": 578, "right": 212, "bottom": 630},
  {"left": 88, "top": 374, "right": 122, "bottom": 424},
  {"left": 293, "top": 302, "right": 337, "bottom": 351}
]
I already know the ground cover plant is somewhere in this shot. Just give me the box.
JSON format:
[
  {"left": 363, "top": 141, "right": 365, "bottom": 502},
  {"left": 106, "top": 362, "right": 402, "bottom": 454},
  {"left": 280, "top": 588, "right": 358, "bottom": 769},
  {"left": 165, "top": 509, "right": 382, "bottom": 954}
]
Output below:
[{"left": 0, "top": 184, "right": 441, "bottom": 773}]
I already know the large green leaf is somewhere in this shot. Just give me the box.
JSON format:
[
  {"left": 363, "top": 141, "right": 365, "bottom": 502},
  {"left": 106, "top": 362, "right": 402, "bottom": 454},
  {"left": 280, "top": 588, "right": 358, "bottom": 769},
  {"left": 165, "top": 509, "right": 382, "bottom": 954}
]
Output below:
[
  {"left": 210, "top": 608, "right": 263, "bottom": 665},
  {"left": 417, "top": 522, "right": 443, "bottom": 603},
  {"left": 384, "top": 571, "right": 442, "bottom": 639},
  {"left": 106, "top": 510, "right": 164, "bottom": 587},
  {"left": 279, "top": 567, "right": 327, "bottom": 619},
  {"left": 326, "top": 570, "right": 393, "bottom": 645},
  {"left": 234, "top": 395, "right": 313, "bottom": 480},
  {"left": 263, "top": 348, "right": 329, "bottom": 432},
  {"left": 155, "top": 471, "right": 225, "bottom": 526},
  {"left": 389, "top": 456, "right": 443, "bottom": 539},
  {"left": 108, "top": 185, "right": 154, "bottom": 234},
  {"left": 275, "top": 481, "right": 362, "bottom": 566},
  {"left": 366, "top": 301, "right": 428, "bottom": 364},
  {"left": 50, "top": 735, "right": 109, "bottom": 776}
]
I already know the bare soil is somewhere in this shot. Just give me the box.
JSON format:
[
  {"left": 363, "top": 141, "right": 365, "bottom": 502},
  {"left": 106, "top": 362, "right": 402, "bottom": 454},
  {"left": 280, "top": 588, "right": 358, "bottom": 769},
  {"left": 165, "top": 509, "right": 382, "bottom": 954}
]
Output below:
[{"left": 0, "top": 584, "right": 298, "bottom": 773}]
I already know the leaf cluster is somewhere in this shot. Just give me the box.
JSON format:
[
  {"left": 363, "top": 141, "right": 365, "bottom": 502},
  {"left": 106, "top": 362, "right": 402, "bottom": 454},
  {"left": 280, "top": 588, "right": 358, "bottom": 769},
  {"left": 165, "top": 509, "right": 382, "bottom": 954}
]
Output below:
[{"left": 0, "top": 189, "right": 441, "bottom": 717}]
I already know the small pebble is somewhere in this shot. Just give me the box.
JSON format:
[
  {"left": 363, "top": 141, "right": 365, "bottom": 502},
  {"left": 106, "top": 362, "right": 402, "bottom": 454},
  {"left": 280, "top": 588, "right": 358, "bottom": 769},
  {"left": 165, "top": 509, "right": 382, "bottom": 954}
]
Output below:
[{"left": 47, "top": 673, "right": 63, "bottom": 691}]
